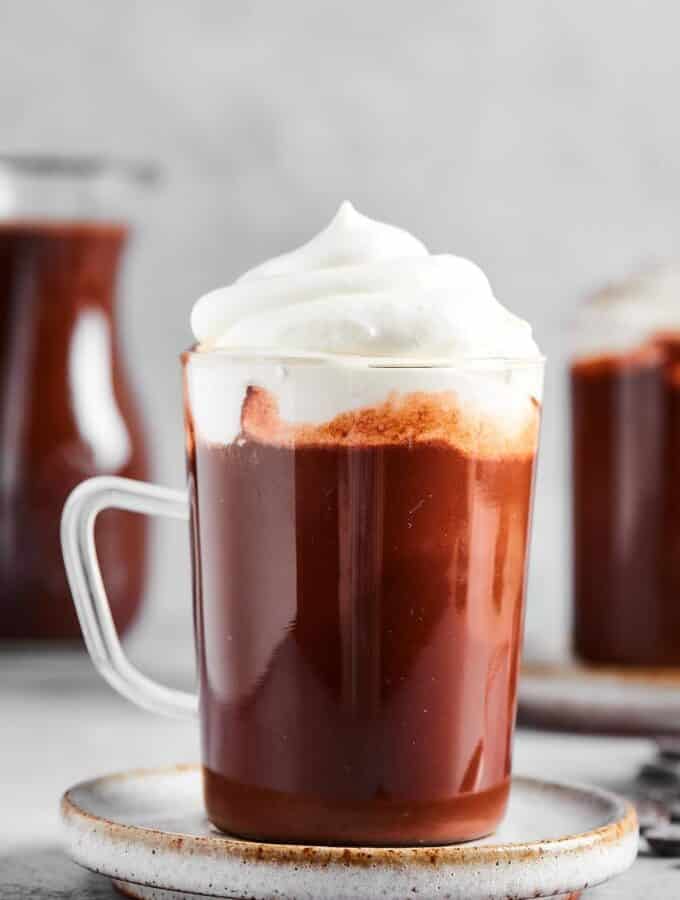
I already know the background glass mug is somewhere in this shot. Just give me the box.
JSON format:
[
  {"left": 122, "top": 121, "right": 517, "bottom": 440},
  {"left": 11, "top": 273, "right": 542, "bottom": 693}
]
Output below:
[
  {"left": 570, "top": 284, "right": 680, "bottom": 666},
  {"left": 62, "top": 350, "right": 544, "bottom": 845}
]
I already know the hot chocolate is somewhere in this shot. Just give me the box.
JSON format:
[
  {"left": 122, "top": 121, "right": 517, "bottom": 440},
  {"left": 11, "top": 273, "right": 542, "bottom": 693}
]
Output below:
[
  {"left": 187, "top": 384, "right": 539, "bottom": 844},
  {"left": 184, "top": 202, "right": 543, "bottom": 844},
  {"left": 572, "top": 327, "right": 680, "bottom": 665},
  {"left": 0, "top": 221, "right": 148, "bottom": 639}
]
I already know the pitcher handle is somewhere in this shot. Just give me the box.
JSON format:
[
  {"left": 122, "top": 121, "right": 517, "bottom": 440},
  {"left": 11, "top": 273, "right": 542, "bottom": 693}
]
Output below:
[{"left": 61, "top": 475, "right": 198, "bottom": 719}]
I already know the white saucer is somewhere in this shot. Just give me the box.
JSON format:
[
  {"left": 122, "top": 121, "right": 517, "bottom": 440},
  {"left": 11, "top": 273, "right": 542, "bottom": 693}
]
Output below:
[
  {"left": 61, "top": 764, "right": 637, "bottom": 900},
  {"left": 519, "top": 661, "right": 680, "bottom": 736}
]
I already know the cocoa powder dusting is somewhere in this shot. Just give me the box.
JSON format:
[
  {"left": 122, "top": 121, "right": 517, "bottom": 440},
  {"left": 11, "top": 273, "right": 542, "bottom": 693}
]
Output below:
[{"left": 240, "top": 385, "right": 539, "bottom": 458}]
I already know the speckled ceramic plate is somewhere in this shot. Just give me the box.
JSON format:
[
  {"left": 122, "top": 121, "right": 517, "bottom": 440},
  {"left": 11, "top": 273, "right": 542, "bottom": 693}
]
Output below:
[
  {"left": 60, "top": 764, "right": 637, "bottom": 900},
  {"left": 519, "top": 662, "right": 680, "bottom": 736}
]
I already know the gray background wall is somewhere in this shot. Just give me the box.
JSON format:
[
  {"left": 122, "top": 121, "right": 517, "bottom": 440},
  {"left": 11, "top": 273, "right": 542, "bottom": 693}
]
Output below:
[{"left": 2, "top": 1, "right": 679, "bottom": 671}]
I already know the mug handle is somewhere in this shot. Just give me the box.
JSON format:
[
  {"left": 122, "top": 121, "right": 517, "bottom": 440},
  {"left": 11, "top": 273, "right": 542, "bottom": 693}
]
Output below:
[{"left": 61, "top": 475, "right": 198, "bottom": 719}]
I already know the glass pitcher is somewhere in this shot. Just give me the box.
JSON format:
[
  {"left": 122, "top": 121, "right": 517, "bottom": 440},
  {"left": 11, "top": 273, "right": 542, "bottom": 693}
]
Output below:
[{"left": 0, "top": 154, "right": 156, "bottom": 639}]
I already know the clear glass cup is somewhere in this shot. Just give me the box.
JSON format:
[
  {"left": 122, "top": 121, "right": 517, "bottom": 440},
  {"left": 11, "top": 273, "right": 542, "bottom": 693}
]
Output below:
[{"left": 62, "top": 350, "right": 544, "bottom": 845}]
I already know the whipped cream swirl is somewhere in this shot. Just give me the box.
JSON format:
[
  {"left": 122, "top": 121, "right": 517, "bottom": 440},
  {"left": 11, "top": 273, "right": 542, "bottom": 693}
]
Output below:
[{"left": 191, "top": 202, "right": 541, "bottom": 362}]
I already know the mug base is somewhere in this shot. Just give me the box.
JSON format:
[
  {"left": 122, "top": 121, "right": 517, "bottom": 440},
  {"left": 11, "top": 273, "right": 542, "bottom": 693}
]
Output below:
[{"left": 203, "top": 767, "right": 510, "bottom": 846}]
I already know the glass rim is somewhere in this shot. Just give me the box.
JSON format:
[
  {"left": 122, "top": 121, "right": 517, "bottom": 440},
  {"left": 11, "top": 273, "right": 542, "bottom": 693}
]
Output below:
[
  {"left": 0, "top": 152, "right": 161, "bottom": 185},
  {"left": 181, "top": 346, "right": 546, "bottom": 370}
]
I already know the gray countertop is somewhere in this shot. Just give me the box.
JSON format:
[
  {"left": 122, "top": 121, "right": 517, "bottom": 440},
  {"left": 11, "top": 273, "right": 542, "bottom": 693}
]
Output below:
[{"left": 0, "top": 645, "right": 675, "bottom": 899}]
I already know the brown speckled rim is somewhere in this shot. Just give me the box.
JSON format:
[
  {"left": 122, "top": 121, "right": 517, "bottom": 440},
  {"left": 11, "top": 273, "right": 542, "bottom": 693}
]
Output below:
[{"left": 60, "top": 764, "right": 637, "bottom": 870}]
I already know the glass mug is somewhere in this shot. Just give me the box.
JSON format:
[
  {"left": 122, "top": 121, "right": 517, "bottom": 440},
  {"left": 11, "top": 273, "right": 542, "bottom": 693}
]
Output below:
[
  {"left": 571, "top": 295, "right": 680, "bottom": 666},
  {"left": 62, "top": 351, "right": 543, "bottom": 845}
]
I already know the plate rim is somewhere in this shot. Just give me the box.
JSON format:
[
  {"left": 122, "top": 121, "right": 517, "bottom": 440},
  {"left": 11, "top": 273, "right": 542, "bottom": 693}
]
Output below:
[
  {"left": 519, "top": 660, "right": 680, "bottom": 736},
  {"left": 60, "top": 762, "right": 637, "bottom": 866}
]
